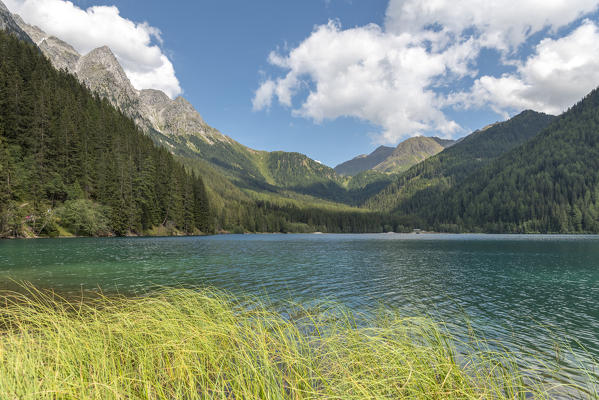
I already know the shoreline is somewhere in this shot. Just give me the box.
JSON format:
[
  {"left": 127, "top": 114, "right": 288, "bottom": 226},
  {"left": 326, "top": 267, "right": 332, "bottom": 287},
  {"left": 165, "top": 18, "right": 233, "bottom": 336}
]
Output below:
[{"left": 4, "top": 230, "right": 599, "bottom": 240}]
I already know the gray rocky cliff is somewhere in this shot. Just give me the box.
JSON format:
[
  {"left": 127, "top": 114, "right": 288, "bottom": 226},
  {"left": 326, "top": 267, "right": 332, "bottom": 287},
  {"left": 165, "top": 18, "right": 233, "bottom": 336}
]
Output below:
[
  {"left": 14, "top": 12, "right": 227, "bottom": 146},
  {"left": 40, "top": 37, "right": 80, "bottom": 73},
  {"left": 76, "top": 46, "right": 141, "bottom": 113},
  {"left": 0, "top": 4, "right": 33, "bottom": 43}
]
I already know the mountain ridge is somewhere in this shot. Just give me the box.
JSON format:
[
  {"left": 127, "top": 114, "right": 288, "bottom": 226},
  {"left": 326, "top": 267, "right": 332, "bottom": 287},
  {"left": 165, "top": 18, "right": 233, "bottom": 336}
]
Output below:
[
  {"left": 365, "top": 110, "right": 556, "bottom": 213},
  {"left": 334, "top": 136, "right": 455, "bottom": 176},
  {"left": 12, "top": 12, "right": 391, "bottom": 212},
  {"left": 0, "top": 4, "right": 32, "bottom": 44},
  {"left": 422, "top": 89, "right": 599, "bottom": 233},
  {"left": 334, "top": 145, "right": 394, "bottom": 176},
  {"left": 14, "top": 16, "right": 227, "bottom": 147},
  {"left": 372, "top": 136, "right": 455, "bottom": 174}
]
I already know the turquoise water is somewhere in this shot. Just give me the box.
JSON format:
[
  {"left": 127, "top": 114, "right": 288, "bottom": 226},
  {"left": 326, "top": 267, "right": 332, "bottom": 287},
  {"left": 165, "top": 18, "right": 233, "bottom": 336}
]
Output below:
[{"left": 1, "top": 233, "right": 598, "bottom": 386}]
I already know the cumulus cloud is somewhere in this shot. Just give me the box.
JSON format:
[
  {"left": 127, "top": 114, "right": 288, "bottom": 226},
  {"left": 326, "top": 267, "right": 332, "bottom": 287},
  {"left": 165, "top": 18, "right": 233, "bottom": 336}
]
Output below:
[
  {"left": 254, "top": 0, "right": 599, "bottom": 144},
  {"left": 453, "top": 21, "right": 599, "bottom": 115},
  {"left": 386, "top": 0, "right": 599, "bottom": 51},
  {"left": 4, "top": 0, "right": 181, "bottom": 98},
  {"left": 252, "top": 79, "right": 276, "bottom": 111},
  {"left": 254, "top": 20, "right": 470, "bottom": 143}
]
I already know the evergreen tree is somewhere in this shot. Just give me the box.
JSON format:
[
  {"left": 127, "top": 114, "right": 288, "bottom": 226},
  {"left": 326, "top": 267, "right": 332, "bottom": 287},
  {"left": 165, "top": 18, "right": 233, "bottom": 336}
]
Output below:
[{"left": 0, "top": 31, "right": 211, "bottom": 237}]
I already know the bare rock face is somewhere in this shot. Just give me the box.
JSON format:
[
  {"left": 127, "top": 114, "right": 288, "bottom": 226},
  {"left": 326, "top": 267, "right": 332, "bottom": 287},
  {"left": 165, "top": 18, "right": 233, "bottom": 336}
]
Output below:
[
  {"left": 39, "top": 37, "right": 80, "bottom": 73},
  {"left": 13, "top": 10, "right": 227, "bottom": 145},
  {"left": 139, "top": 90, "right": 227, "bottom": 144},
  {"left": 0, "top": 6, "right": 33, "bottom": 44},
  {"left": 75, "top": 46, "right": 141, "bottom": 113},
  {"left": 15, "top": 15, "right": 80, "bottom": 73}
]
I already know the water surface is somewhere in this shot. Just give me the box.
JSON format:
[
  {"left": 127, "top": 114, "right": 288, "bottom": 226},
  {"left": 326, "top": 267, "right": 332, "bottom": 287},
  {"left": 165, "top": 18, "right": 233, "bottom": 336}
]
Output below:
[{"left": 1, "top": 233, "right": 598, "bottom": 387}]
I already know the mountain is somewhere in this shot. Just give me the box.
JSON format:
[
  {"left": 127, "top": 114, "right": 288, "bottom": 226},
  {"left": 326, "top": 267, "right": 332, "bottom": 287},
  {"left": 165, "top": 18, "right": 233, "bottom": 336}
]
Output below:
[
  {"left": 0, "top": 29, "right": 211, "bottom": 238},
  {"left": 422, "top": 88, "right": 599, "bottom": 233},
  {"left": 334, "top": 146, "right": 394, "bottom": 176},
  {"left": 0, "top": 3, "right": 32, "bottom": 43},
  {"left": 8, "top": 10, "right": 399, "bottom": 233},
  {"left": 13, "top": 16, "right": 355, "bottom": 202},
  {"left": 334, "top": 136, "right": 454, "bottom": 177},
  {"left": 366, "top": 110, "right": 555, "bottom": 213},
  {"left": 372, "top": 136, "right": 455, "bottom": 174},
  {"left": 13, "top": 16, "right": 227, "bottom": 145},
  {"left": 13, "top": 13, "right": 406, "bottom": 211},
  {"left": 0, "top": 20, "right": 399, "bottom": 236}
]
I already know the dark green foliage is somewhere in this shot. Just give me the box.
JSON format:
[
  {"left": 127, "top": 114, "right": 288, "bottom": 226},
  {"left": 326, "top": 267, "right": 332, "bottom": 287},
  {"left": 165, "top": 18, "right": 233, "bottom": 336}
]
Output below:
[
  {"left": 366, "top": 110, "right": 555, "bottom": 213},
  {"left": 0, "top": 31, "right": 211, "bottom": 237},
  {"left": 265, "top": 151, "right": 336, "bottom": 187},
  {"left": 55, "top": 199, "right": 110, "bottom": 236},
  {"left": 225, "top": 200, "right": 409, "bottom": 234},
  {"left": 424, "top": 88, "right": 599, "bottom": 233}
]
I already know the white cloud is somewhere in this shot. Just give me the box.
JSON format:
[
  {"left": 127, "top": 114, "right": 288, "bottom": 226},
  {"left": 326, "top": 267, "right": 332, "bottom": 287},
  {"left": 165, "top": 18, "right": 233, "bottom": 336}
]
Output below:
[
  {"left": 386, "top": 0, "right": 599, "bottom": 51},
  {"left": 4, "top": 0, "right": 181, "bottom": 98},
  {"left": 254, "top": 20, "right": 470, "bottom": 144},
  {"left": 453, "top": 20, "right": 599, "bottom": 115},
  {"left": 252, "top": 79, "right": 276, "bottom": 111},
  {"left": 254, "top": 0, "right": 599, "bottom": 144}
]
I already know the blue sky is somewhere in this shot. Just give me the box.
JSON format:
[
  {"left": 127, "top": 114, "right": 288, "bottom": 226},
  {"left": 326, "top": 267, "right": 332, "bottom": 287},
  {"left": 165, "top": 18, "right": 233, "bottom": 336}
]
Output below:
[
  {"left": 90, "top": 0, "right": 391, "bottom": 166},
  {"left": 6, "top": 0, "right": 599, "bottom": 167}
]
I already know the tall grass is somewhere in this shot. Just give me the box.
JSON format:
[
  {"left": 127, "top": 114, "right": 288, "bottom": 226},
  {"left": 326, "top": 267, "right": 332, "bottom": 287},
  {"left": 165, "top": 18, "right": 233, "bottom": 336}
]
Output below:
[{"left": 0, "top": 285, "right": 594, "bottom": 399}]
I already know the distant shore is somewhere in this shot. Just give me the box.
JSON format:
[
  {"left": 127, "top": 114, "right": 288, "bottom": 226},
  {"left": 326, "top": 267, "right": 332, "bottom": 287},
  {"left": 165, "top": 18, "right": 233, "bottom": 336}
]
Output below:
[{"left": 4, "top": 229, "right": 598, "bottom": 240}]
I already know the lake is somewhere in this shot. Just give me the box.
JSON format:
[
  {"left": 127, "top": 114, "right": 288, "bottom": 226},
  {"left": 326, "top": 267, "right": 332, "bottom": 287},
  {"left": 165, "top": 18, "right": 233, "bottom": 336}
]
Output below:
[{"left": 1, "top": 233, "right": 598, "bottom": 387}]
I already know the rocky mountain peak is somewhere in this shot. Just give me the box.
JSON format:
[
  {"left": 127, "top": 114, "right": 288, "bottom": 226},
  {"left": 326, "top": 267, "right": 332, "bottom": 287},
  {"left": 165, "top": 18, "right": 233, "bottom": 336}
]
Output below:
[
  {"left": 372, "top": 145, "right": 394, "bottom": 155},
  {"left": 140, "top": 89, "right": 171, "bottom": 107},
  {"left": 67, "top": 45, "right": 150, "bottom": 133},
  {"left": 139, "top": 91, "right": 215, "bottom": 141},
  {"left": 334, "top": 145, "right": 395, "bottom": 176},
  {"left": 13, "top": 9, "right": 230, "bottom": 148},
  {"left": 76, "top": 46, "right": 139, "bottom": 108},
  {"left": 174, "top": 96, "right": 203, "bottom": 120},
  {"left": 372, "top": 136, "right": 449, "bottom": 174},
  {"left": 79, "top": 46, "right": 126, "bottom": 79},
  {"left": 89, "top": 45, "right": 114, "bottom": 58},
  {"left": 174, "top": 95, "right": 190, "bottom": 105}
]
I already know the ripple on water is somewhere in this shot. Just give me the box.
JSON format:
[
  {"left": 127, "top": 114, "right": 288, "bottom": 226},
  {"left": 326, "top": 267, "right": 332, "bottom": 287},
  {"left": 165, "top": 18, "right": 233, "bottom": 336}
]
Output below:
[{"left": 1, "top": 234, "right": 599, "bottom": 387}]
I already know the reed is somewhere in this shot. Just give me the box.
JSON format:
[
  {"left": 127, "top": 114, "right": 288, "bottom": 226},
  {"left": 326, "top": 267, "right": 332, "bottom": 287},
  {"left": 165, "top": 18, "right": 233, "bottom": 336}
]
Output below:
[{"left": 0, "top": 285, "right": 594, "bottom": 399}]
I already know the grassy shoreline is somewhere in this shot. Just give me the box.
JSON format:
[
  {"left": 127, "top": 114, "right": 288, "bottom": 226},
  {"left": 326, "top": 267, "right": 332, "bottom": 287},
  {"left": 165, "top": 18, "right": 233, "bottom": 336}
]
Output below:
[{"left": 0, "top": 286, "right": 595, "bottom": 399}]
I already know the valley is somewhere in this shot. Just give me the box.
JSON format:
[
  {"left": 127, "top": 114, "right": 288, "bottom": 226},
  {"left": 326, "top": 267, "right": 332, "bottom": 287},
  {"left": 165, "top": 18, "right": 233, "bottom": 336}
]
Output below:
[
  {"left": 1, "top": 2, "right": 599, "bottom": 398},
  {"left": 6, "top": 4, "right": 598, "bottom": 236}
]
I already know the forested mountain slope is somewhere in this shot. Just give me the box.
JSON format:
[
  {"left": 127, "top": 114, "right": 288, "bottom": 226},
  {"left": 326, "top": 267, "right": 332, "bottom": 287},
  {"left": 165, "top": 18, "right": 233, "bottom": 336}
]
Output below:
[
  {"left": 13, "top": 13, "right": 385, "bottom": 216},
  {"left": 423, "top": 88, "right": 599, "bottom": 233},
  {"left": 13, "top": 17, "right": 326, "bottom": 186},
  {"left": 0, "top": 30, "right": 211, "bottom": 237},
  {"left": 366, "top": 110, "right": 555, "bottom": 213}
]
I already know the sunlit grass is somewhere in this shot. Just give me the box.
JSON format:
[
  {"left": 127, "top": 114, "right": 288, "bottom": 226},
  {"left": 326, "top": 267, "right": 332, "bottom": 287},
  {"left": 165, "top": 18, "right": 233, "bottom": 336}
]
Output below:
[{"left": 0, "top": 285, "right": 595, "bottom": 399}]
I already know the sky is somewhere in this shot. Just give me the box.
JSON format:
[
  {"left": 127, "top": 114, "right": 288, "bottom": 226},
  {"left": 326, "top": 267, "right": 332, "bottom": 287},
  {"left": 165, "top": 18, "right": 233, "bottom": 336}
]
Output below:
[{"left": 5, "top": 0, "right": 599, "bottom": 167}]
